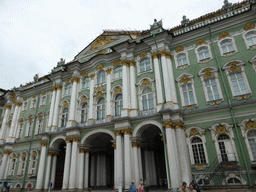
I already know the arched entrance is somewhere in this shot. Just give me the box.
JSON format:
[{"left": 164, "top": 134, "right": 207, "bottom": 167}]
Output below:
[
  {"left": 54, "top": 140, "right": 66, "bottom": 189},
  {"left": 85, "top": 132, "right": 114, "bottom": 189},
  {"left": 139, "top": 124, "right": 167, "bottom": 189}
]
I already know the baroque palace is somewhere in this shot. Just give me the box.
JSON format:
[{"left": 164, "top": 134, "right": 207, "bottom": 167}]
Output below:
[{"left": 1, "top": 0, "right": 256, "bottom": 191}]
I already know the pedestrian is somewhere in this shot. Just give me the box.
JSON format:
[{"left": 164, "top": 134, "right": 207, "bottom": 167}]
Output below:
[
  {"left": 189, "top": 182, "right": 197, "bottom": 192},
  {"left": 6, "top": 182, "right": 11, "bottom": 192},
  {"left": 144, "top": 180, "right": 149, "bottom": 192},
  {"left": 159, "top": 178, "right": 163, "bottom": 188},
  {"left": 129, "top": 181, "right": 137, "bottom": 192},
  {"left": 0, "top": 182, "right": 3, "bottom": 192},
  {"left": 191, "top": 180, "right": 200, "bottom": 192},
  {"left": 164, "top": 178, "right": 167, "bottom": 188},
  {"left": 138, "top": 182, "right": 144, "bottom": 192},
  {"left": 178, "top": 182, "right": 188, "bottom": 192}
]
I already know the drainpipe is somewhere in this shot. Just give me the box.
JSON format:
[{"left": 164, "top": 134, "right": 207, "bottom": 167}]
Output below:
[{"left": 208, "top": 25, "right": 252, "bottom": 186}]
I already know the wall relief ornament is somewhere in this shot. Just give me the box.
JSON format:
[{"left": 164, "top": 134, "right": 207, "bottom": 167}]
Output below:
[
  {"left": 19, "top": 119, "right": 24, "bottom": 123},
  {"left": 215, "top": 125, "right": 230, "bottom": 136},
  {"left": 32, "top": 151, "right": 37, "bottom": 157},
  {"left": 114, "top": 87, "right": 122, "bottom": 94},
  {"left": 96, "top": 91, "right": 103, "bottom": 98},
  {"left": 96, "top": 64, "right": 104, "bottom": 71},
  {"left": 175, "top": 46, "right": 184, "bottom": 52},
  {"left": 106, "top": 68, "right": 112, "bottom": 75},
  {"left": 236, "top": 94, "right": 250, "bottom": 101},
  {"left": 38, "top": 113, "right": 43, "bottom": 120},
  {"left": 190, "top": 128, "right": 199, "bottom": 136},
  {"left": 141, "top": 79, "right": 150, "bottom": 88},
  {"left": 81, "top": 96, "right": 88, "bottom": 102},
  {"left": 81, "top": 70, "right": 88, "bottom": 77},
  {"left": 97, "top": 49, "right": 106, "bottom": 54},
  {"left": 244, "top": 120, "right": 256, "bottom": 132},
  {"left": 139, "top": 52, "right": 147, "bottom": 58},
  {"left": 196, "top": 39, "right": 206, "bottom": 47},
  {"left": 219, "top": 32, "right": 231, "bottom": 40},
  {"left": 180, "top": 76, "right": 191, "bottom": 84},
  {"left": 63, "top": 101, "right": 69, "bottom": 108},
  {"left": 228, "top": 62, "right": 241, "bottom": 73},
  {"left": 113, "top": 60, "right": 121, "bottom": 66},
  {"left": 90, "top": 36, "right": 115, "bottom": 51},
  {"left": 28, "top": 115, "right": 33, "bottom": 122},
  {"left": 195, "top": 164, "right": 206, "bottom": 170},
  {"left": 209, "top": 100, "right": 222, "bottom": 107},
  {"left": 244, "top": 22, "right": 255, "bottom": 31},
  {"left": 203, "top": 68, "right": 215, "bottom": 79}
]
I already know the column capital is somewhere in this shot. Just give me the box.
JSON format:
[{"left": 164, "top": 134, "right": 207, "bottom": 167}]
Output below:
[
  {"left": 106, "top": 68, "right": 112, "bottom": 75},
  {"left": 162, "top": 121, "right": 185, "bottom": 129},
  {"left": 79, "top": 148, "right": 85, "bottom": 153},
  {"left": 65, "top": 138, "right": 72, "bottom": 143},
  {"left": 131, "top": 141, "right": 141, "bottom": 148},
  {"left": 71, "top": 76, "right": 80, "bottom": 84},
  {"left": 129, "top": 60, "right": 135, "bottom": 67},
  {"left": 162, "top": 121, "right": 173, "bottom": 129},
  {"left": 15, "top": 102, "right": 22, "bottom": 107},
  {"left": 4, "top": 104, "right": 12, "bottom": 110},
  {"left": 113, "top": 130, "right": 123, "bottom": 136},
  {"left": 122, "top": 128, "right": 132, "bottom": 135},
  {"left": 112, "top": 144, "right": 116, "bottom": 150},
  {"left": 166, "top": 52, "right": 173, "bottom": 59},
  {"left": 48, "top": 152, "right": 54, "bottom": 156},
  {"left": 72, "top": 137, "right": 81, "bottom": 142},
  {"left": 121, "top": 59, "right": 130, "bottom": 67},
  {"left": 173, "top": 122, "right": 185, "bottom": 130},
  {"left": 51, "top": 86, "right": 56, "bottom": 92},
  {"left": 56, "top": 85, "right": 63, "bottom": 90},
  {"left": 3, "top": 150, "right": 12, "bottom": 155},
  {"left": 53, "top": 152, "right": 59, "bottom": 157},
  {"left": 40, "top": 141, "right": 47, "bottom": 147},
  {"left": 151, "top": 52, "right": 158, "bottom": 59},
  {"left": 159, "top": 50, "right": 168, "bottom": 57},
  {"left": 90, "top": 74, "right": 95, "bottom": 80}
]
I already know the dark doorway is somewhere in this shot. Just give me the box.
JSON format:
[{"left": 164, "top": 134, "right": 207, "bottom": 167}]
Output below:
[{"left": 54, "top": 140, "right": 66, "bottom": 189}]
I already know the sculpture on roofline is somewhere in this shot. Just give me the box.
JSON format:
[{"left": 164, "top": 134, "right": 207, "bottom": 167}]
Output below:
[
  {"left": 150, "top": 19, "right": 162, "bottom": 30},
  {"left": 222, "top": 0, "right": 232, "bottom": 11},
  {"left": 181, "top": 15, "right": 189, "bottom": 27},
  {"left": 57, "top": 58, "right": 65, "bottom": 67}
]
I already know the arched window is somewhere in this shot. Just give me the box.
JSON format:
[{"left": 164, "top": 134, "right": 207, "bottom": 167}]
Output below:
[
  {"left": 27, "top": 121, "right": 33, "bottom": 137},
  {"left": 247, "top": 130, "right": 256, "bottom": 160},
  {"left": 230, "top": 72, "right": 248, "bottom": 96},
  {"left": 217, "top": 134, "right": 235, "bottom": 162},
  {"left": 220, "top": 40, "right": 234, "bottom": 54},
  {"left": 81, "top": 103, "right": 88, "bottom": 123},
  {"left": 29, "top": 152, "right": 38, "bottom": 175},
  {"left": 177, "top": 54, "right": 188, "bottom": 66},
  {"left": 142, "top": 87, "right": 154, "bottom": 111},
  {"left": 115, "top": 94, "right": 123, "bottom": 117},
  {"left": 191, "top": 137, "right": 207, "bottom": 164},
  {"left": 41, "top": 96, "right": 46, "bottom": 106},
  {"left": 23, "top": 102, "right": 27, "bottom": 111},
  {"left": 181, "top": 84, "right": 195, "bottom": 106},
  {"left": 61, "top": 108, "right": 68, "bottom": 127},
  {"left": 31, "top": 99, "right": 36, "bottom": 109},
  {"left": 97, "top": 98, "right": 105, "bottom": 120},
  {"left": 82, "top": 77, "right": 90, "bottom": 89},
  {"left": 65, "top": 83, "right": 71, "bottom": 95},
  {"left": 17, "top": 122, "right": 23, "bottom": 138},
  {"left": 245, "top": 32, "right": 256, "bottom": 47},
  {"left": 198, "top": 47, "right": 210, "bottom": 60},
  {"left": 205, "top": 78, "right": 220, "bottom": 101},
  {"left": 139, "top": 58, "right": 151, "bottom": 73},
  {"left": 227, "top": 177, "right": 241, "bottom": 184},
  {"left": 37, "top": 119, "right": 43, "bottom": 134},
  {"left": 97, "top": 70, "right": 106, "bottom": 84},
  {"left": 114, "top": 66, "right": 122, "bottom": 79},
  {"left": 18, "top": 156, "right": 26, "bottom": 176},
  {"left": 8, "top": 158, "right": 16, "bottom": 176}
]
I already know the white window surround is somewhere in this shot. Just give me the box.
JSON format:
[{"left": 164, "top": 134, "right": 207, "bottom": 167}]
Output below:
[
  {"left": 198, "top": 67, "right": 224, "bottom": 104},
  {"left": 176, "top": 73, "right": 198, "bottom": 108},
  {"left": 78, "top": 102, "right": 88, "bottom": 125},
  {"left": 113, "top": 65, "right": 122, "bottom": 81},
  {"left": 30, "top": 97, "right": 37, "bottom": 110},
  {"left": 185, "top": 127, "right": 209, "bottom": 165},
  {"left": 17, "top": 153, "right": 27, "bottom": 176},
  {"left": 209, "top": 122, "right": 239, "bottom": 163},
  {"left": 62, "top": 82, "right": 72, "bottom": 97},
  {"left": 39, "top": 95, "right": 47, "bottom": 107},
  {"left": 249, "top": 55, "right": 256, "bottom": 73},
  {"left": 81, "top": 76, "right": 90, "bottom": 90},
  {"left": 218, "top": 37, "right": 238, "bottom": 57},
  {"left": 237, "top": 118, "right": 256, "bottom": 162},
  {"left": 8, "top": 154, "right": 17, "bottom": 176},
  {"left": 242, "top": 29, "right": 256, "bottom": 50},
  {"left": 222, "top": 173, "right": 246, "bottom": 185},
  {"left": 17, "top": 121, "right": 24, "bottom": 139},
  {"left": 35, "top": 113, "right": 44, "bottom": 135},
  {"left": 26, "top": 117, "right": 34, "bottom": 137},
  {"left": 173, "top": 51, "right": 190, "bottom": 69},
  {"left": 96, "top": 70, "right": 106, "bottom": 85},
  {"left": 222, "top": 60, "right": 251, "bottom": 99},
  {"left": 135, "top": 54, "right": 153, "bottom": 76},
  {"left": 22, "top": 101, "right": 28, "bottom": 111},
  {"left": 28, "top": 150, "right": 39, "bottom": 175},
  {"left": 195, "top": 45, "right": 213, "bottom": 63}
]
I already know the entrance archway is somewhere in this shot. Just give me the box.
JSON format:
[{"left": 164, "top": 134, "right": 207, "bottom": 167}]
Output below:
[{"left": 54, "top": 140, "right": 66, "bottom": 189}]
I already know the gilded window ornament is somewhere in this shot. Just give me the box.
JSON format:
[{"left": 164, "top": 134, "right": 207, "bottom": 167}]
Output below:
[
  {"left": 28, "top": 115, "right": 33, "bottom": 122},
  {"left": 176, "top": 46, "right": 184, "bottom": 52},
  {"left": 121, "top": 59, "right": 130, "bottom": 67},
  {"left": 209, "top": 100, "right": 222, "bottom": 106},
  {"left": 90, "top": 74, "right": 95, "bottom": 80},
  {"left": 41, "top": 92, "right": 46, "bottom": 95},
  {"left": 23, "top": 97, "right": 27, "bottom": 101},
  {"left": 97, "top": 49, "right": 106, "bottom": 54},
  {"left": 96, "top": 91, "right": 103, "bottom": 98},
  {"left": 22, "top": 153, "right": 26, "bottom": 158},
  {"left": 96, "top": 64, "right": 104, "bottom": 71},
  {"left": 151, "top": 52, "right": 158, "bottom": 59},
  {"left": 90, "top": 36, "right": 115, "bottom": 51},
  {"left": 219, "top": 32, "right": 231, "bottom": 40},
  {"left": 106, "top": 68, "right": 112, "bottom": 75},
  {"left": 215, "top": 125, "right": 230, "bottom": 136},
  {"left": 19, "top": 119, "right": 24, "bottom": 123},
  {"left": 244, "top": 120, "right": 256, "bottom": 132},
  {"left": 228, "top": 62, "right": 241, "bottom": 73},
  {"left": 203, "top": 68, "right": 215, "bottom": 79},
  {"left": 113, "top": 60, "right": 121, "bottom": 66},
  {"left": 32, "top": 95, "right": 36, "bottom": 98},
  {"left": 38, "top": 113, "right": 43, "bottom": 120},
  {"left": 139, "top": 52, "right": 147, "bottom": 58},
  {"left": 81, "top": 70, "right": 88, "bottom": 77},
  {"left": 81, "top": 96, "right": 88, "bottom": 102},
  {"left": 244, "top": 22, "right": 255, "bottom": 31},
  {"left": 190, "top": 128, "right": 199, "bottom": 136},
  {"left": 114, "top": 87, "right": 122, "bottom": 94},
  {"left": 195, "top": 164, "right": 206, "bottom": 170},
  {"left": 141, "top": 79, "right": 150, "bottom": 88},
  {"left": 71, "top": 76, "right": 80, "bottom": 84},
  {"left": 237, "top": 94, "right": 250, "bottom": 101},
  {"left": 196, "top": 39, "right": 206, "bottom": 47},
  {"left": 63, "top": 101, "right": 69, "bottom": 108},
  {"left": 180, "top": 76, "right": 191, "bottom": 84},
  {"left": 32, "top": 151, "right": 37, "bottom": 157}
]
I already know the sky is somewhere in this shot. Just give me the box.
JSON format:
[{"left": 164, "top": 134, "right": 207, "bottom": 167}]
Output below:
[{"left": 0, "top": 0, "right": 241, "bottom": 90}]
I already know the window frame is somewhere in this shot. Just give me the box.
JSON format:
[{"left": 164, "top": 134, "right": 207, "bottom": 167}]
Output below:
[
  {"left": 16, "top": 120, "right": 24, "bottom": 139},
  {"left": 80, "top": 102, "right": 88, "bottom": 124},
  {"left": 218, "top": 37, "right": 238, "bottom": 57},
  {"left": 113, "top": 65, "right": 122, "bottom": 80},
  {"left": 242, "top": 29, "right": 256, "bottom": 50},
  {"left": 26, "top": 117, "right": 34, "bottom": 137},
  {"left": 28, "top": 151, "right": 38, "bottom": 175},
  {"left": 60, "top": 107, "right": 69, "bottom": 128},
  {"left": 174, "top": 51, "right": 190, "bottom": 69},
  {"left": 96, "top": 70, "right": 106, "bottom": 85},
  {"left": 22, "top": 101, "right": 28, "bottom": 111},
  {"left": 96, "top": 97, "right": 106, "bottom": 121},
  {"left": 81, "top": 76, "right": 90, "bottom": 90},
  {"left": 136, "top": 54, "right": 153, "bottom": 76},
  {"left": 40, "top": 95, "right": 47, "bottom": 107},
  {"left": 64, "top": 83, "right": 72, "bottom": 96},
  {"left": 17, "top": 153, "right": 27, "bottom": 176},
  {"left": 195, "top": 45, "right": 212, "bottom": 63}
]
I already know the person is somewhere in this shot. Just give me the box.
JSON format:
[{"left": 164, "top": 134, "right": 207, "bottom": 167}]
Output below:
[
  {"left": 191, "top": 180, "right": 200, "bottom": 192},
  {"left": 189, "top": 183, "right": 197, "bottom": 192},
  {"left": 144, "top": 180, "right": 149, "bottom": 192},
  {"left": 159, "top": 178, "right": 163, "bottom": 188},
  {"left": 129, "top": 181, "right": 137, "bottom": 192},
  {"left": 164, "top": 178, "right": 167, "bottom": 188},
  {"left": 178, "top": 182, "right": 188, "bottom": 192},
  {"left": 138, "top": 182, "right": 144, "bottom": 192},
  {"left": 48, "top": 182, "right": 52, "bottom": 192},
  {"left": 6, "top": 182, "right": 11, "bottom": 192},
  {"left": 0, "top": 182, "right": 3, "bottom": 192}
]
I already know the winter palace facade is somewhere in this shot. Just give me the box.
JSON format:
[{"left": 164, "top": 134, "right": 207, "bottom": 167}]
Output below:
[{"left": 1, "top": 0, "right": 256, "bottom": 191}]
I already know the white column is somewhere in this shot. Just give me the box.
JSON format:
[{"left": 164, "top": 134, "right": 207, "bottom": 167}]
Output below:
[
  {"left": 144, "top": 150, "right": 151, "bottom": 184},
  {"left": 36, "top": 142, "right": 47, "bottom": 189},
  {"left": 67, "top": 77, "right": 79, "bottom": 127},
  {"left": 129, "top": 61, "right": 138, "bottom": 117},
  {"left": 62, "top": 138, "right": 72, "bottom": 189},
  {"left": 88, "top": 74, "right": 95, "bottom": 124},
  {"left": 44, "top": 153, "right": 52, "bottom": 189},
  {"left": 163, "top": 122, "right": 181, "bottom": 189},
  {"left": 151, "top": 52, "right": 163, "bottom": 111},
  {"left": 166, "top": 56, "right": 179, "bottom": 109},
  {"left": 102, "top": 154, "right": 106, "bottom": 186},
  {"left": 176, "top": 126, "right": 192, "bottom": 184},
  {"left": 106, "top": 69, "right": 112, "bottom": 121},
  {"left": 0, "top": 150, "right": 11, "bottom": 179},
  {"left": 48, "top": 87, "right": 56, "bottom": 128},
  {"left": 150, "top": 151, "right": 157, "bottom": 185},
  {"left": 121, "top": 61, "right": 129, "bottom": 117},
  {"left": 90, "top": 155, "right": 95, "bottom": 187},
  {"left": 69, "top": 137, "right": 79, "bottom": 189},
  {"left": 159, "top": 51, "right": 172, "bottom": 103},
  {"left": 115, "top": 131, "right": 123, "bottom": 190},
  {"left": 50, "top": 153, "right": 58, "bottom": 189},
  {"left": 138, "top": 146, "right": 143, "bottom": 181},
  {"left": 78, "top": 148, "right": 85, "bottom": 189},
  {"left": 124, "top": 130, "right": 132, "bottom": 190},
  {"left": 84, "top": 150, "right": 90, "bottom": 189},
  {"left": 8, "top": 103, "right": 22, "bottom": 141},
  {"left": 96, "top": 154, "right": 101, "bottom": 186},
  {"left": 113, "top": 144, "right": 117, "bottom": 189},
  {"left": 132, "top": 142, "right": 140, "bottom": 189},
  {"left": 52, "top": 85, "right": 62, "bottom": 130},
  {"left": 0, "top": 105, "right": 11, "bottom": 143}
]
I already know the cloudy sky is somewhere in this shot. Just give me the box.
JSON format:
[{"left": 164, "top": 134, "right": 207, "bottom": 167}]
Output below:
[{"left": 0, "top": 0, "right": 240, "bottom": 90}]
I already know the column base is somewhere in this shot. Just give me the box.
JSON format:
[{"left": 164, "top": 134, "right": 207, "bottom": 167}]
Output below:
[
  {"left": 130, "top": 109, "right": 138, "bottom": 117},
  {"left": 164, "top": 101, "right": 179, "bottom": 110},
  {"left": 88, "top": 119, "right": 94, "bottom": 126},
  {"left": 121, "top": 109, "right": 129, "bottom": 117},
  {"left": 66, "top": 120, "right": 77, "bottom": 128}
]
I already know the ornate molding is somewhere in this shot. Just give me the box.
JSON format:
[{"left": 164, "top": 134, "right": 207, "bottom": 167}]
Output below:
[
  {"left": 90, "top": 36, "right": 115, "bottom": 51},
  {"left": 71, "top": 76, "right": 80, "bottom": 84},
  {"left": 23, "top": 97, "right": 27, "bottom": 101},
  {"left": 132, "top": 141, "right": 141, "bottom": 148},
  {"left": 244, "top": 120, "right": 256, "bottom": 132},
  {"left": 63, "top": 101, "right": 69, "bottom": 108},
  {"left": 32, "top": 95, "right": 36, "bottom": 98},
  {"left": 141, "top": 79, "right": 150, "bottom": 88},
  {"left": 4, "top": 104, "right": 11, "bottom": 110},
  {"left": 151, "top": 52, "right": 158, "bottom": 59},
  {"left": 180, "top": 76, "right": 192, "bottom": 84},
  {"left": 41, "top": 92, "right": 46, "bottom": 95},
  {"left": 159, "top": 50, "right": 168, "bottom": 57},
  {"left": 19, "top": 119, "right": 24, "bottom": 123},
  {"left": 196, "top": 39, "right": 206, "bottom": 47},
  {"left": 190, "top": 128, "right": 199, "bottom": 136},
  {"left": 244, "top": 22, "right": 255, "bottom": 31},
  {"left": 106, "top": 68, "right": 112, "bottom": 75},
  {"left": 32, "top": 151, "right": 37, "bottom": 157},
  {"left": 195, "top": 164, "right": 206, "bottom": 170},
  {"left": 114, "top": 87, "right": 122, "bottom": 94},
  {"left": 21, "top": 153, "right": 26, "bottom": 158},
  {"left": 81, "top": 70, "right": 88, "bottom": 77},
  {"left": 175, "top": 46, "right": 184, "bottom": 52},
  {"left": 90, "top": 74, "right": 95, "bottom": 80},
  {"left": 139, "top": 52, "right": 147, "bottom": 58},
  {"left": 28, "top": 115, "right": 33, "bottom": 122},
  {"left": 203, "top": 68, "right": 215, "bottom": 79},
  {"left": 56, "top": 85, "right": 63, "bottom": 90},
  {"left": 81, "top": 96, "right": 88, "bottom": 103},
  {"left": 38, "top": 113, "right": 43, "bottom": 120},
  {"left": 40, "top": 141, "right": 47, "bottom": 147},
  {"left": 215, "top": 125, "right": 230, "bottom": 136},
  {"left": 228, "top": 62, "right": 241, "bottom": 73},
  {"left": 219, "top": 32, "right": 230, "bottom": 40}
]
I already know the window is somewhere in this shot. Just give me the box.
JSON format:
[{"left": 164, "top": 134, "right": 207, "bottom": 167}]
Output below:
[
  {"left": 65, "top": 83, "right": 71, "bottom": 95},
  {"left": 31, "top": 99, "right": 36, "bottom": 109},
  {"left": 230, "top": 72, "right": 248, "bottom": 96},
  {"left": 177, "top": 54, "right": 188, "bottom": 66},
  {"left": 220, "top": 40, "right": 234, "bottom": 54},
  {"left": 245, "top": 32, "right": 256, "bottom": 47},
  {"left": 23, "top": 102, "right": 27, "bottom": 111},
  {"left": 205, "top": 78, "right": 220, "bottom": 101},
  {"left": 139, "top": 58, "right": 151, "bottom": 73},
  {"left": 142, "top": 87, "right": 154, "bottom": 111},
  {"left": 182, "top": 84, "right": 195, "bottom": 106},
  {"left": 198, "top": 47, "right": 210, "bottom": 60},
  {"left": 217, "top": 134, "right": 236, "bottom": 162},
  {"left": 114, "top": 66, "right": 122, "bottom": 79},
  {"left": 115, "top": 94, "right": 123, "bottom": 117},
  {"left": 82, "top": 77, "right": 90, "bottom": 89},
  {"left": 8, "top": 158, "right": 16, "bottom": 176},
  {"left": 29, "top": 153, "right": 38, "bottom": 175},
  {"left": 227, "top": 178, "right": 241, "bottom": 184},
  {"left": 61, "top": 108, "right": 68, "bottom": 127},
  {"left": 17, "top": 123, "right": 23, "bottom": 138},
  {"left": 97, "top": 71, "right": 106, "bottom": 84},
  {"left": 97, "top": 98, "right": 105, "bottom": 120},
  {"left": 18, "top": 157, "right": 26, "bottom": 175},
  {"left": 191, "top": 137, "right": 207, "bottom": 164},
  {"left": 247, "top": 130, "right": 256, "bottom": 160},
  {"left": 37, "top": 119, "right": 43, "bottom": 134},
  {"left": 27, "top": 121, "right": 33, "bottom": 137},
  {"left": 81, "top": 103, "right": 88, "bottom": 123},
  {"left": 41, "top": 96, "right": 46, "bottom": 106}
]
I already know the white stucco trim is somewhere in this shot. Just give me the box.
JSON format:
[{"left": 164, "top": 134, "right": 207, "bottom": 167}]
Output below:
[
  {"left": 132, "top": 120, "right": 163, "bottom": 138},
  {"left": 81, "top": 129, "right": 115, "bottom": 144}
]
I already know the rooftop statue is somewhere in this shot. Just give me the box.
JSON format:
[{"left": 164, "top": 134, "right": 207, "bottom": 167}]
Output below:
[
  {"left": 222, "top": 0, "right": 232, "bottom": 11},
  {"left": 150, "top": 19, "right": 162, "bottom": 30},
  {"left": 181, "top": 15, "right": 189, "bottom": 27},
  {"left": 57, "top": 58, "right": 65, "bottom": 67}
]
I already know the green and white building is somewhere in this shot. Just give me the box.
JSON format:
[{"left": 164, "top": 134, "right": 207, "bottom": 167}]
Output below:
[{"left": 0, "top": 0, "right": 256, "bottom": 191}]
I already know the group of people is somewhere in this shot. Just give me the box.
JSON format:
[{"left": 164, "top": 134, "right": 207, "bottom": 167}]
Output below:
[
  {"left": 0, "top": 182, "right": 11, "bottom": 192},
  {"left": 129, "top": 180, "right": 149, "bottom": 192},
  {"left": 178, "top": 181, "right": 200, "bottom": 192}
]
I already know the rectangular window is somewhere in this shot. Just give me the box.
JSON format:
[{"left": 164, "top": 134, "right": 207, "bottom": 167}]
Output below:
[
  {"left": 230, "top": 72, "right": 248, "bottom": 96},
  {"left": 182, "top": 84, "right": 195, "bottom": 106},
  {"left": 205, "top": 78, "right": 220, "bottom": 101}
]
